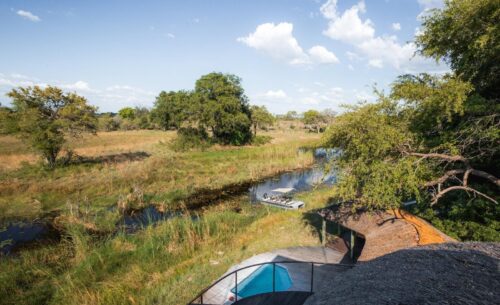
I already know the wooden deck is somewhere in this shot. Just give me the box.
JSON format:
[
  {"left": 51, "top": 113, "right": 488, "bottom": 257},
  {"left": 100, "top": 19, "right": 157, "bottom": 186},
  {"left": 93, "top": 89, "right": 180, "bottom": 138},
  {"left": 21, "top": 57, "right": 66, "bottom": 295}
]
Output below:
[{"left": 233, "top": 291, "right": 313, "bottom": 305}]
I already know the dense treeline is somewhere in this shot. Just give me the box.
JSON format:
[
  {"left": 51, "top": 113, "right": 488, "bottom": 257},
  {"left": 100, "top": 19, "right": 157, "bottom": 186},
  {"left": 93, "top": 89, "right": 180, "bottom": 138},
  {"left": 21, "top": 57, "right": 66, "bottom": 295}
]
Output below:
[{"left": 323, "top": 0, "right": 499, "bottom": 241}]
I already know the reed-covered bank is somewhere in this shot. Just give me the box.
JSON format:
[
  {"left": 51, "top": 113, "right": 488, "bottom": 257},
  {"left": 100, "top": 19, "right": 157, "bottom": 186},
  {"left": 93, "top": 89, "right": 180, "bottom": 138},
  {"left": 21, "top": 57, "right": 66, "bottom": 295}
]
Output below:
[
  {"left": 0, "top": 187, "right": 333, "bottom": 305},
  {"left": 0, "top": 130, "right": 319, "bottom": 221}
]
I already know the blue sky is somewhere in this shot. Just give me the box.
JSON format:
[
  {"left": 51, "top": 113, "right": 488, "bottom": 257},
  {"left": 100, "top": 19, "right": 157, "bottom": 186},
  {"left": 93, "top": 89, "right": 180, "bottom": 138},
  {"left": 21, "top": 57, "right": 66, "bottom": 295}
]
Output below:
[{"left": 0, "top": 0, "right": 447, "bottom": 114}]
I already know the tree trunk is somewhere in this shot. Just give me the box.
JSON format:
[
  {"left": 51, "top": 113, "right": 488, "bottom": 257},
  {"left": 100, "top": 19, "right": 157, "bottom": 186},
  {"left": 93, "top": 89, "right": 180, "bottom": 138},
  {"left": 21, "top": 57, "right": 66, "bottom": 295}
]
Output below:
[{"left": 253, "top": 123, "right": 257, "bottom": 136}]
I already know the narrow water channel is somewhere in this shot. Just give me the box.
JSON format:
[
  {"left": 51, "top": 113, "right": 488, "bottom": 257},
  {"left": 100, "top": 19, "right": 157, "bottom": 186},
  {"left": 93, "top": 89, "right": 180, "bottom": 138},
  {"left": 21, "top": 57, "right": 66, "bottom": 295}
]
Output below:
[{"left": 0, "top": 148, "right": 336, "bottom": 255}]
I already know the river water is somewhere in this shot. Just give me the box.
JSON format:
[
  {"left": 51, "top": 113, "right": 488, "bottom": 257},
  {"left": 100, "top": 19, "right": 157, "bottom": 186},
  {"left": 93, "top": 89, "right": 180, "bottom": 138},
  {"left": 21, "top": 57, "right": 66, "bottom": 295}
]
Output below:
[{"left": 0, "top": 148, "right": 336, "bottom": 255}]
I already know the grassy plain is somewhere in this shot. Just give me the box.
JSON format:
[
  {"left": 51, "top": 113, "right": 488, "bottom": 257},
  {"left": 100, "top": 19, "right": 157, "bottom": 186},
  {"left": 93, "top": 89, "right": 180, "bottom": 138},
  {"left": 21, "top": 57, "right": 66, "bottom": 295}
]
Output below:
[
  {"left": 0, "top": 129, "right": 319, "bottom": 220},
  {"left": 0, "top": 186, "right": 333, "bottom": 305},
  {"left": 0, "top": 128, "right": 334, "bottom": 305}
]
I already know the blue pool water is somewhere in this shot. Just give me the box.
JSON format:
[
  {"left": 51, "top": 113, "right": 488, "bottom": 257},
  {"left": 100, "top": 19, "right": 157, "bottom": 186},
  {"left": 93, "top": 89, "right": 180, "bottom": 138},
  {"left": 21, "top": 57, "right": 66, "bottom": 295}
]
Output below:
[{"left": 231, "top": 264, "right": 293, "bottom": 298}]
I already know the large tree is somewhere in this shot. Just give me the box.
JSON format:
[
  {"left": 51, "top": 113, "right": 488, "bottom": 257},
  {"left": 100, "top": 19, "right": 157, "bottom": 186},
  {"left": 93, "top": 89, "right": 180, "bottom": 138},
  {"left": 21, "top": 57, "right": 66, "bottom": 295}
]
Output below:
[
  {"left": 194, "top": 73, "right": 252, "bottom": 145},
  {"left": 5, "top": 86, "right": 97, "bottom": 167},
  {"left": 323, "top": 0, "right": 499, "bottom": 213}
]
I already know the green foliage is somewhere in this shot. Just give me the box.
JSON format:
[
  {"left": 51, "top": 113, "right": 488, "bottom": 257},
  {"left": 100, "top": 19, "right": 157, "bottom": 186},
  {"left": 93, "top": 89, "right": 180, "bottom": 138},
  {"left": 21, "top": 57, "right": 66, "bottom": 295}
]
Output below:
[
  {"left": 250, "top": 105, "right": 275, "bottom": 135},
  {"left": 250, "top": 135, "right": 273, "bottom": 146},
  {"left": 322, "top": 101, "right": 426, "bottom": 210},
  {"left": 416, "top": 0, "right": 500, "bottom": 98},
  {"left": 0, "top": 104, "right": 17, "bottom": 135},
  {"left": 98, "top": 113, "right": 121, "bottom": 131},
  {"left": 151, "top": 91, "right": 191, "bottom": 130},
  {"left": 392, "top": 74, "right": 473, "bottom": 133},
  {"left": 410, "top": 188, "right": 500, "bottom": 242},
  {"left": 195, "top": 73, "right": 253, "bottom": 145},
  {"left": 6, "top": 86, "right": 97, "bottom": 167},
  {"left": 303, "top": 109, "right": 327, "bottom": 133},
  {"left": 118, "top": 107, "right": 135, "bottom": 120},
  {"left": 283, "top": 110, "right": 299, "bottom": 120},
  {"left": 169, "top": 127, "right": 211, "bottom": 151}
]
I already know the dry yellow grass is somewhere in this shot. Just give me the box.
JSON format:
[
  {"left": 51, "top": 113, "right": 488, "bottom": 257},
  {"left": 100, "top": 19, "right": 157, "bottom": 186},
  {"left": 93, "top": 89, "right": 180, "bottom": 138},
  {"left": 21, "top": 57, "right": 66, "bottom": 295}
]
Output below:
[
  {"left": 0, "top": 129, "right": 319, "bottom": 220},
  {"left": 0, "top": 130, "right": 176, "bottom": 170}
]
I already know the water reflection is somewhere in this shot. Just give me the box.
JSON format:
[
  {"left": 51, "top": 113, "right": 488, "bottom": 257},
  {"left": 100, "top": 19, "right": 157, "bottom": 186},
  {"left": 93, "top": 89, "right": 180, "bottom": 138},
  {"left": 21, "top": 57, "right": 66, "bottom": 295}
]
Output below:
[
  {"left": 0, "top": 148, "right": 336, "bottom": 254},
  {"left": 0, "top": 221, "right": 52, "bottom": 255}
]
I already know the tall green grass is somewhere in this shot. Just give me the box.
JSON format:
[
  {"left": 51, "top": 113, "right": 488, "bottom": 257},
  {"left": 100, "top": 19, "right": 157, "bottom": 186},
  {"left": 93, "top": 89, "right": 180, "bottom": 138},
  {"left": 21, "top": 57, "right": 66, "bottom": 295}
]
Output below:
[{"left": 0, "top": 187, "right": 333, "bottom": 305}]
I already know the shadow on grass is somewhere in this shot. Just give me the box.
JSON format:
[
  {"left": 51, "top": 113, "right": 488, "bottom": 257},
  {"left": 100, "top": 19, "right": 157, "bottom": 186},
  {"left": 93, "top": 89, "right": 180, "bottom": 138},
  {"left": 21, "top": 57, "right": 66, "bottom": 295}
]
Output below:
[{"left": 70, "top": 151, "right": 151, "bottom": 165}]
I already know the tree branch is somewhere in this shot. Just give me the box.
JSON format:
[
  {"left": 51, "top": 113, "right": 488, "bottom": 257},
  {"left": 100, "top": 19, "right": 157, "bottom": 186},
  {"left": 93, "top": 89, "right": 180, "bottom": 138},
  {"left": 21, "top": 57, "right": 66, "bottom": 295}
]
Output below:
[
  {"left": 425, "top": 169, "right": 465, "bottom": 187},
  {"left": 431, "top": 186, "right": 498, "bottom": 205},
  {"left": 408, "top": 152, "right": 468, "bottom": 163}
]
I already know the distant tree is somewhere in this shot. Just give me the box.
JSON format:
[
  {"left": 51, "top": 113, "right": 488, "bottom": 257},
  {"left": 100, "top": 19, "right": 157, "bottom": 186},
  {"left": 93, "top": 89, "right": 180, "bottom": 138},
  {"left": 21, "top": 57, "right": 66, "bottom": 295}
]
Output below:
[
  {"left": 284, "top": 110, "right": 299, "bottom": 120},
  {"left": 0, "top": 103, "right": 17, "bottom": 135},
  {"left": 118, "top": 107, "right": 135, "bottom": 120},
  {"left": 302, "top": 109, "right": 327, "bottom": 133},
  {"left": 195, "top": 73, "right": 252, "bottom": 145},
  {"left": 250, "top": 105, "right": 275, "bottom": 135},
  {"left": 133, "top": 106, "right": 152, "bottom": 129},
  {"left": 151, "top": 91, "right": 191, "bottom": 130},
  {"left": 321, "top": 108, "right": 337, "bottom": 123},
  {"left": 98, "top": 113, "right": 120, "bottom": 131},
  {"left": 6, "top": 86, "right": 97, "bottom": 167}
]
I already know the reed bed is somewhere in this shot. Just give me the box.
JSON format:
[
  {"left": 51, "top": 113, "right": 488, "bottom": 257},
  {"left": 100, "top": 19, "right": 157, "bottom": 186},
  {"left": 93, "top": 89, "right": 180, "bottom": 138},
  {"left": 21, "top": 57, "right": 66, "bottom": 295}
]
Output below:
[{"left": 0, "top": 130, "right": 317, "bottom": 220}]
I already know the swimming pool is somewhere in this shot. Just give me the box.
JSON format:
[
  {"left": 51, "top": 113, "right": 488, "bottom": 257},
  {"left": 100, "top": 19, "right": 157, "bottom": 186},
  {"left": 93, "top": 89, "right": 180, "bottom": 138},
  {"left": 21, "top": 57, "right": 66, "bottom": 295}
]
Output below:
[{"left": 230, "top": 264, "right": 293, "bottom": 298}]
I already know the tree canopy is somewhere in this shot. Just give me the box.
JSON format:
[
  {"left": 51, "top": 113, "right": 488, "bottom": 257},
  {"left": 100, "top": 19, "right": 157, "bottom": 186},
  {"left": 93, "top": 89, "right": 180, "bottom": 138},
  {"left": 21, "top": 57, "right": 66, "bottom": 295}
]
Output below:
[
  {"left": 118, "top": 107, "right": 135, "bottom": 120},
  {"left": 416, "top": 0, "right": 500, "bottom": 98},
  {"left": 194, "top": 73, "right": 252, "bottom": 145},
  {"left": 303, "top": 109, "right": 328, "bottom": 133},
  {"left": 5, "top": 86, "right": 97, "bottom": 167},
  {"left": 322, "top": 0, "right": 499, "bottom": 215},
  {"left": 151, "top": 90, "right": 191, "bottom": 130}
]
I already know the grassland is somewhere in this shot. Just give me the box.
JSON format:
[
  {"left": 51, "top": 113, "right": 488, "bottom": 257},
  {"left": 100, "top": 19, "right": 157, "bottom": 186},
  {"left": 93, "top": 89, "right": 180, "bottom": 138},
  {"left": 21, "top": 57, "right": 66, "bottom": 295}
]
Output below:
[
  {"left": 0, "top": 129, "right": 319, "bottom": 220},
  {"left": 0, "top": 186, "right": 333, "bottom": 305},
  {"left": 0, "top": 128, "right": 335, "bottom": 305}
]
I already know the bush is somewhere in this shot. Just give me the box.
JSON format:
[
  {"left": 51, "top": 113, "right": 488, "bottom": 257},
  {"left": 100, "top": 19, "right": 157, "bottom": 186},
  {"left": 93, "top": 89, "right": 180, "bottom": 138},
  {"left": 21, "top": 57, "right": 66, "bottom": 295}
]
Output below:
[
  {"left": 170, "top": 127, "right": 211, "bottom": 151},
  {"left": 251, "top": 135, "right": 272, "bottom": 146}
]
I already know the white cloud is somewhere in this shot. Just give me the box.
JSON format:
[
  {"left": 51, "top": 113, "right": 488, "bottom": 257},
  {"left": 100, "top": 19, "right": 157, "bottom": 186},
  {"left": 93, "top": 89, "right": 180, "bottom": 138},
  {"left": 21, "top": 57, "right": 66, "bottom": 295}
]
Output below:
[
  {"left": 308, "top": 45, "right": 339, "bottom": 64},
  {"left": 392, "top": 22, "right": 401, "bottom": 31},
  {"left": 0, "top": 72, "right": 156, "bottom": 112},
  {"left": 17, "top": 10, "right": 41, "bottom": 22},
  {"left": 61, "top": 80, "right": 93, "bottom": 92},
  {"left": 320, "top": 0, "right": 445, "bottom": 72},
  {"left": 346, "top": 51, "right": 362, "bottom": 61},
  {"left": 320, "top": 0, "right": 338, "bottom": 19},
  {"left": 166, "top": 33, "right": 175, "bottom": 39},
  {"left": 354, "top": 89, "right": 375, "bottom": 102},
  {"left": 417, "top": 0, "right": 443, "bottom": 10},
  {"left": 417, "top": 0, "right": 444, "bottom": 20},
  {"left": 262, "top": 89, "right": 287, "bottom": 99},
  {"left": 368, "top": 59, "right": 383, "bottom": 68},
  {"left": 322, "top": 1, "right": 374, "bottom": 44},
  {"left": 238, "top": 22, "right": 340, "bottom": 67},
  {"left": 238, "top": 22, "right": 309, "bottom": 65},
  {"left": 302, "top": 97, "right": 319, "bottom": 105},
  {"left": 348, "top": 64, "right": 354, "bottom": 71}
]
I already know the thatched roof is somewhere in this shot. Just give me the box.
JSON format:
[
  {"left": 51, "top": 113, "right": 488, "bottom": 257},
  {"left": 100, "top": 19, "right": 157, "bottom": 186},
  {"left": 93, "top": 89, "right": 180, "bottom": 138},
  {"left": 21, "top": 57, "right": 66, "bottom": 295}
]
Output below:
[
  {"left": 318, "top": 205, "right": 455, "bottom": 261},
  {"left": 306, "top": 242, "right": 500, "bottom": 305}
]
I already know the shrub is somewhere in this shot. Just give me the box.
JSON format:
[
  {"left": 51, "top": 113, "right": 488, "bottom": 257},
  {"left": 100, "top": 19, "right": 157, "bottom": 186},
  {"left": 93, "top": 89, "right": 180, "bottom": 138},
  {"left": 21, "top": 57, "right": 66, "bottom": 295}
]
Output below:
[
  {"left": 170, "top": 127, "right": 211, "bottom": 151},
  {"left": 251, "top": 135, "right": 272, "bottom": 146}
]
